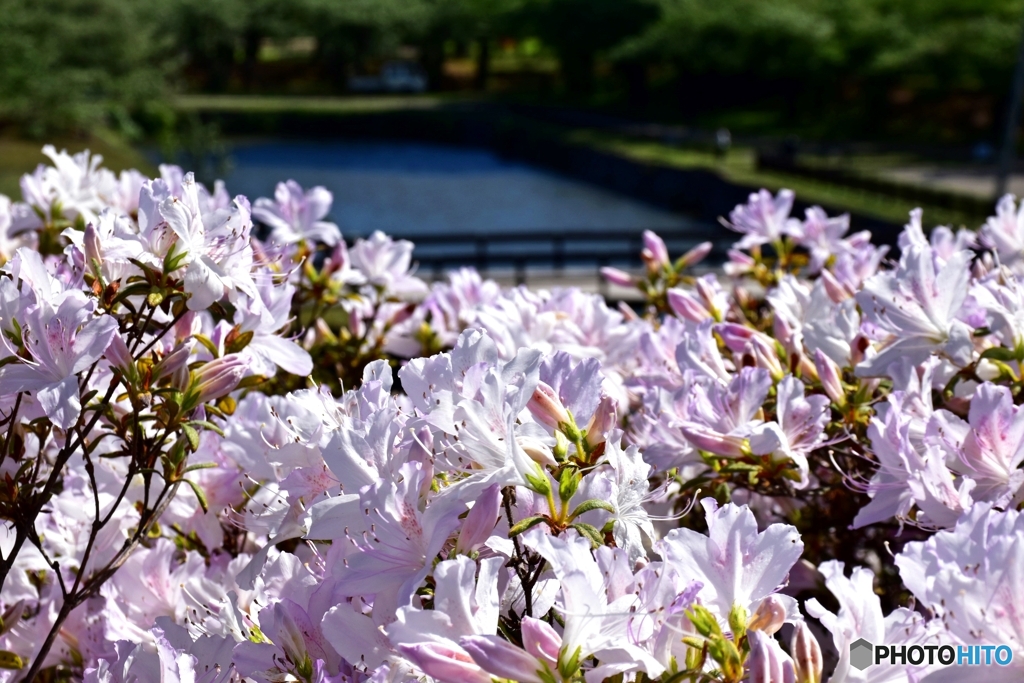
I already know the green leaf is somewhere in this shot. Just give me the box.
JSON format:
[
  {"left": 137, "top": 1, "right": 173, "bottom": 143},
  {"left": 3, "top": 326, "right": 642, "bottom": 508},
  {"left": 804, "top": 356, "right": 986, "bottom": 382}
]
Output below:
[
  {"left": 225, "top": 330, "right": 254, "bottom": 354},
  {"left": 182, "top": 462, "right": 218, "bottom": 474},
  {"left": 187, "top": 420, "right": 225, "bottom": 437},
  {"left": 184, "top": 479, "right": 209, "bottom": 513},
  {"left": 0, "top": 650, "right": 23, "bottom": 670},
  {"left": 235, "top": 375, "right": 267, "bottom": 389},
  {"left": 980, "top": 346, "right": 1018, "bottom": 362},
  {"left": 558, "top": 645, "right": 582, "bottom": 680},
  {"left": 508, "top": 515, "right": 547, "bottom": 537},
  {"left": 181, "top": 423, "right": 200, "bottom": 452},
  {"left": 686, "top": 604, "right": 722, "bottom": 639},
  {"left": 193, "top": 334, "right": 219, "bottom": 358},
  {"left": 567, "top": 498, "right": 615, "bottom": 521},
  {"left": 569, "top": 522, "right": 603, "bottom": 547}
]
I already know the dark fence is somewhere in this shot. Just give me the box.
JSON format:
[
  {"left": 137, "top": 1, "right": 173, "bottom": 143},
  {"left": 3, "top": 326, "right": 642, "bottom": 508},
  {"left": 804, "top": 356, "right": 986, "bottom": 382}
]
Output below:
[{"left": 359, "top": 227, "right": 728, "bottom": 296}]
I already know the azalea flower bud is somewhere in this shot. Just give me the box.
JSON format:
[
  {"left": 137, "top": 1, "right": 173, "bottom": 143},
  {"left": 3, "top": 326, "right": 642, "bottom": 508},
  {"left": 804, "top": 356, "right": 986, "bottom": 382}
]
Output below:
[
  {"left": 616, "top": 300, "right": 640, "bottom": 321},
  {"left": 600, "top": 266, "right": 634, "bottom": 288},
  {"left": 153, "top": 340, "right": 195, "bottom": 382},
  {"left": 83, "top": 223, "right": 102, "bottom": 271},
  {"left": 527, "top": 381, "right": 571, "bottom": 430},
  {"left": 679, "top": 424, "right": 748, "bottom": 457},
  {"left": 460, "top": 635, "right": 545, "bottom": 683},
  {"left": 455, "top": 483, "right": 500, "bottom": 554},
  {"left": 791, "top": 622, "right": 822, "bottom": 683},
  {"left": 976, "top": 357, "right": 1001, "bottom": 381},
  {"left": 678, "top": 240, "right": 713, "bottom": 268},
  {"left": 518, "top": 436, "right": 558, "bottom": 467},
  {"left": 724, "top": 248, "right": 755, "bottom": 277},
  {"left": 819, "top": 270, "right": 850, "bottom": 303},
  {"left": 641, "top": 230, "right": 669, "bottom": 270},
  {"left": 668, "top": 288, "right": 710, "bottom": 322},
  {"left": 715, "top": 322, "right": 755, "bottom": 352},
  {"left": 746, "top": 630, "right": 796, "bottom": 683},
  {"left": 728, "top": 603, "right": 749, "bottom": 637},
  {"left": 584, "top": 396, "right": 616, "bottom": 447},
  {"left": 749, "top": 335, "right": 785, "bottom": 381},
  {"left": 104, "top": 330, "right": 134, "bottom": 373},
  {"left": 813, "top": 349, "right": 845, "bottom": 407},
  {"left": 174, "top": 311, "right": 198, "bottom": 343},
  {"left": 396, "top": 643, "right": 491, "bottom": 683},
  {"left": 192, "top": 355, "right": 248, "bottom": 404},
  {"left": 748, "top": 596, "right": 786, "bottom": 635},
  {"left": 694, "top": 276, "right": 723, "bottom": 320},
  {"left": 521, "top": 617, "right": 561, "bottom": 667}
]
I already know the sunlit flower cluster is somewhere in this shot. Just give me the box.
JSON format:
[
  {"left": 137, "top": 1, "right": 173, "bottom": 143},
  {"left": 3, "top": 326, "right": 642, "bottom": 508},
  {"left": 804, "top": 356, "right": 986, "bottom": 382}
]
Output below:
[{"left": 1, "top": 147, "right": 1023, "bottom": 683}]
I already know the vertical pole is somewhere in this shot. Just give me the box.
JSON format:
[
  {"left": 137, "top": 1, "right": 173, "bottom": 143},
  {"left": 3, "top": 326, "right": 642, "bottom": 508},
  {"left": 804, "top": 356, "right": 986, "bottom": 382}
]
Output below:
[{"left": 996, "top": 14, "right": 1024, "bottom": 199}]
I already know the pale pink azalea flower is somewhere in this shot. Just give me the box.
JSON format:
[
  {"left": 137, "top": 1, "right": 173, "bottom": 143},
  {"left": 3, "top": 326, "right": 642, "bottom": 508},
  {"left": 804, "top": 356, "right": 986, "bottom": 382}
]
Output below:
[
  {"left": 253, "top": 180, "right": 340, "bottom": 246},
  {"left": 655, "top": 499, "right": 804, "bottom": 631},
  {"left": 980, "top": 194, "right": 1024, "bottom": 272},
  {"left": 0, "top": 296, "right": 117, "bottom": 429},
  {"left": 727, "top": 188, "right": 802, "bottom": 249},
  {"left": 349, "top": 230, "right": 427, "bottom": 297},
  {"left": 895, "top": 504, "right": 1024, "bottom": 682},
  {"left": 806, "top": 560, "right": 937, "bottom": 683},
  {"left": 795, "top": 206, "right": 849, "bottom": 273},
  {"left": 855, "top": 244, "right": 973, "bottom": 377},
  {"left": 157, "top": 172, "right": 259, "bottom": 311}
]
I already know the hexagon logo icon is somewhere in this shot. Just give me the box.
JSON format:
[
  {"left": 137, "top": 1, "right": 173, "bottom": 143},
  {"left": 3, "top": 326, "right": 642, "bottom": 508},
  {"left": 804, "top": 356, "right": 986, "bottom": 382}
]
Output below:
[{"left": 850, "top": 638, "right": 874, "bottom": 670}]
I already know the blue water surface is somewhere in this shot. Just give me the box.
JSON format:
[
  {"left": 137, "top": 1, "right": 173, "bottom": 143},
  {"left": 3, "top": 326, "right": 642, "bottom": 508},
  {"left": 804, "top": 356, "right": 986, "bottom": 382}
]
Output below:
[{"left": 223, "top": 140, "right": 704, "bottom": 237}]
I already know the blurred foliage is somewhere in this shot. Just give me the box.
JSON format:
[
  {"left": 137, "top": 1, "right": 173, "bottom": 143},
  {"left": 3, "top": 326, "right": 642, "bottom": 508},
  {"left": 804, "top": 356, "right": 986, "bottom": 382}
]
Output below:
[
  {"left": 0, "top": 0, "right": 171, "bottom": 137},
  {"left": 3, "top": 0, "right": 1024, "bottom": 141}
]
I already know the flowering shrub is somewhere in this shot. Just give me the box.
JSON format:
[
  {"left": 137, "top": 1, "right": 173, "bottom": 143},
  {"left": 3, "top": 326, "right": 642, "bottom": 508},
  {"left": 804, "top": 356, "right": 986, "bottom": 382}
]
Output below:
[{"left": 0, "top": 146, "right": 1023, "bottom": 682}]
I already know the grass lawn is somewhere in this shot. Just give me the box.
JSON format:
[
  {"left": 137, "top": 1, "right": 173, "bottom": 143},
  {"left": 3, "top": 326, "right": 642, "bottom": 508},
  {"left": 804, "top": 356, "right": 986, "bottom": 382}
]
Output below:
[
  {"left": 0, "top": 130, "right": 155, "bottom": 199},
  {"left": 573, "top": 131, "right": 988, "bottom": 229},
  {"left": 174, "top": 93, "right": 476, "bottom": 115}
]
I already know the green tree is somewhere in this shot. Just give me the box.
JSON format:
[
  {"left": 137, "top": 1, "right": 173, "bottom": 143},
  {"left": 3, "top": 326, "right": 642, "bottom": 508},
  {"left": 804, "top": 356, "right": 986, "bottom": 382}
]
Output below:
[
  {"left": 519, "top": 0, "right": 660, "bottom": 95},
  {"left": 0, "top": 0, "right": 169, "bottom": 136}
]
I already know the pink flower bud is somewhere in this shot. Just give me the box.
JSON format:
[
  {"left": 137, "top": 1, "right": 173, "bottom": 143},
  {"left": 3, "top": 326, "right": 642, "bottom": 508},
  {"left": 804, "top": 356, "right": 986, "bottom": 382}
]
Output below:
[
  {"left": 747, "top": 630, "right": 796, "bottom": 683},
  {"left": 679, "top": 424, "right": 748, "bottom": 457},
  {"left": 667, "top": 288, "right": 710, "bottom": 323},
  {"left": 715, "top": 323, "right": 755, "bottom": 352},
  {"left": 460, "top": 635, "right": 546, "bottom": 683},
  {"left": 153, "top": 340, "right": 195, "bottom": 381},
  {"left": 455, "top": 483, "right": 501, "bottom": 554},
  {"left": 724, "top": 248, "right": 755, "bottom": 277},
  {"left": 791, "top": 622, "right": 823, "bottom": 683},
  {"left": 694, "top": 276, "right": 722, "bottom": 318},
  {"left": 616, "top": 300, "right": 639, "bottom": 321},
  {"left": 748, "top": 596, "right": 786, "bottom": 635},
  {"left": 527, "top": 381, "right": 571, "bottom": 430},
  {"left": 679, "top": 241, "right": 713, "bottom": 268},
  {"left": 518, "top": 437, "right": 558, "bottom": 467},
  {"left": 749, "top": 334, "right": 784, "bottom": 380},
  {"left": 397, "top": 643, "right": 491, "bottom": 683},
  {"left": 584, "top": 396, "right": 617, "bottom": 447},
  {"left": 324, "top": 240, "right": 351, "bottom": 275},
  {"left": 174, "top": 311, "right": 198, "bottom": 343},
  {"left": 642, "top": 230, "right": 670, "bottom": 268},
  {"left": 521, "top": 617, "right": 561, "bottom": 667},
  {"left": 192, "top": 355, "right": 248, "bottom": 404},
  {"left": 819, "top": 270, "right": 850, "bottom": 303},
  {"left": 83, "top": 223, "right": 102, "bottom": 268},
  {"left": 813, "top": 349, "right": 845, "bottom": 406},
  {"left": 600, "top": 266, "right": 634, "bottom": 287},
  {"left": 104, "top": 330, "right": 133, "bottom": 372}
]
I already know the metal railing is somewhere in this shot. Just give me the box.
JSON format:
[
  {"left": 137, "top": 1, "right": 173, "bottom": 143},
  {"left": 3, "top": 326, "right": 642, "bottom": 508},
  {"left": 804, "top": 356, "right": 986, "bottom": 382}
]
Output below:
[{"left": 352, "top": 227, "right": 728, "bottom": 296}]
